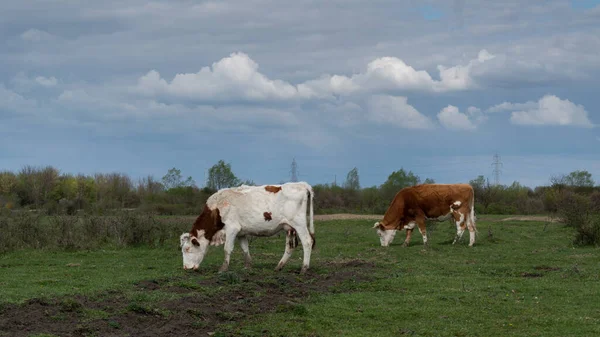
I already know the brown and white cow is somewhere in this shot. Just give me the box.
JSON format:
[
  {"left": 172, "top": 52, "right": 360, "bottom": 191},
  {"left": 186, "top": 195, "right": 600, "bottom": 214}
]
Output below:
[
  {"left": 180, "top": 182, "right": 315, "bottom": 274},
  {"left": 373, "top": 183, "right": 477, "bottom": 247}
]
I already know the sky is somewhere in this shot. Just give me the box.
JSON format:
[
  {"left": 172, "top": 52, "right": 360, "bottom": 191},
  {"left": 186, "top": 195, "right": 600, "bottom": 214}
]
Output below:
[{"left": 1, "top": 0, "right": 600, "bottom": 189}]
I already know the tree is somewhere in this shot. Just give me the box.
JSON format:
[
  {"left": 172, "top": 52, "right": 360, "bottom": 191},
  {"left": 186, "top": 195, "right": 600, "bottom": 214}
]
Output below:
[
  {"left": 380, "top": 168, "right": 420, "bottom": 201},
  {"left": 424, "top": 178, "right": 435, "bottom": 184},
  {"left": 162, "top": 168, "right": 195, "bottom": 190},
  {"left": 551, "top": 170, "right": 594, "bottom": 188},
  {"left": 565, "top": 170, "right": 594, "bottom": 187},
  {"left": 344, "top": 167, "right": 360, "bottom": 190},
  {"left": 207, "top": 160, "right": 240, "bottom": 190}
]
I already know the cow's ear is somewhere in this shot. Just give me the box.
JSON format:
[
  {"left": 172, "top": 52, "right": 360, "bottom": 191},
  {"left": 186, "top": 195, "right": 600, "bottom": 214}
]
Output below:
[
  {"left": 191, "top": 237, "right": 200, "bottom": 246},
  {"left": 372, "top": 222, "right": 380, "bottom": 229}
]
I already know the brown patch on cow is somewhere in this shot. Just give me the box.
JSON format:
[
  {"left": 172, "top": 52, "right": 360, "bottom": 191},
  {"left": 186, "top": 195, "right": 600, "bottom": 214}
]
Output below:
[
  {"left": 189, "top": 205, "right": 225, "bottom": 241},
  {"left": 263, "top": 212, "right": 272, "bottom": 221},
  {"left": 265, "top": 185, "right": 282, "bottom": 193}
]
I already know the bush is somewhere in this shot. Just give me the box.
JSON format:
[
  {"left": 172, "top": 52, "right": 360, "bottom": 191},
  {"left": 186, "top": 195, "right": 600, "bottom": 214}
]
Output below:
[
  {"left": 0, "top": 211, "right": 181, "bottom": 252},
  {"left": 556, "top": 191, "right": 600, "bottom": 246}
]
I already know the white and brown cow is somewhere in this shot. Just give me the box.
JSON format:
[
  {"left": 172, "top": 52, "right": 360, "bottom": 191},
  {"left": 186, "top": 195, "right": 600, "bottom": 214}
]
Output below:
[
  {"left": 180, "top": 182, "right": 315, "bottom": 274},
  {"left": 373, "top": 183, "right": 477, "bottom": 247}
]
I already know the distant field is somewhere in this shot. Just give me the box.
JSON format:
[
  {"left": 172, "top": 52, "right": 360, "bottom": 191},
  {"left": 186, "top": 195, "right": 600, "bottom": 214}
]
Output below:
[{"left": 1, "top": 215, "right": 598, "bottom": 337}]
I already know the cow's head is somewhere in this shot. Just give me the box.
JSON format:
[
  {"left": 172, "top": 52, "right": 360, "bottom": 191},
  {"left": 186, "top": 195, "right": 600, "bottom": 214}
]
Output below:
[
  {"left": 373, "top": 222, "right": 397, "bottom": 247},
  {"left": 180, "top": 230, "right": 209, "bottom": 270}
]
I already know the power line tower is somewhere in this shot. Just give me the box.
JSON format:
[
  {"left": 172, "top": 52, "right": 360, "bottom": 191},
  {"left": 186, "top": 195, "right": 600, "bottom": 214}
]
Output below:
[
  {"left": 491, "top": 153, "right": 503, "bottom": 186},
  {"left": 290, "top": 158, "right": 298, "bottom": 182}
]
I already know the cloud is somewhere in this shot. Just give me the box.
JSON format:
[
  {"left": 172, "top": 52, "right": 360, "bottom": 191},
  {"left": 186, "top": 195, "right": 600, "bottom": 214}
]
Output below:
[
  {"left": 437, "top": 105, "right": 479, "bottom": 130},
  {"left": 135, "top": 52, "right": 308, "bottom": 102},
  {"left": 488, "top": 95, "right": 593, "bottom": 127},
  {"left": 20, "top": 29, "right": 55, "bottom": 42},
  {"left": 35, "top": 76, "right": 58, "bottom": 87},
  {"left": 300, "top": 49, "right": 495, "bottom": 95},
  {"left": 0, "top": 84, "right": 37, "bottom": 113},
  {"left": 135, "top": 49, "right": 498, "bottom": 105},
  {"left": 11, "top": 73, "right": 59, "bottom": 91},
  {"left": 367, "top": 95, "right": 434, "bottom": 129},
  {"left": 510, "top": 95, "right": 593, "bottom": 127}
]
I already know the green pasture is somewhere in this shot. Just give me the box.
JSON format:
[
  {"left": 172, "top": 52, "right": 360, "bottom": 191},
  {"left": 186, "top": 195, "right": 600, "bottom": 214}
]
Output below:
[{"left": 0, "top": 216, "right": 598, "bottom": 336}]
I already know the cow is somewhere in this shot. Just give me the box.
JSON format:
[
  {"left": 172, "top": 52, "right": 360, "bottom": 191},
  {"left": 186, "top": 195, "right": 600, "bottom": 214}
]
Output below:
[
  {"left": 373, "top": 183, "right": 477, "bottom": 247},
  {"left": 180, "top": 182, "right": 315, "bottom": 274}
]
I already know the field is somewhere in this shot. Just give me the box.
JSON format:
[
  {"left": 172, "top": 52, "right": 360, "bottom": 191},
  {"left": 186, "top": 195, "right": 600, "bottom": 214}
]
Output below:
[{"left": 1, "top": 215, "right": 599, "bottom": 337}]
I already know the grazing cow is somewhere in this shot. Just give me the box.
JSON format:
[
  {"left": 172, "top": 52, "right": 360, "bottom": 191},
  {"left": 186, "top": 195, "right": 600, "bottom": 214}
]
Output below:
[
  {"left": 373, "top": 183, "right": 477, "bottom": 247},
  {"left": 180, "top": 182, "right": 315, "bottom": 274}
]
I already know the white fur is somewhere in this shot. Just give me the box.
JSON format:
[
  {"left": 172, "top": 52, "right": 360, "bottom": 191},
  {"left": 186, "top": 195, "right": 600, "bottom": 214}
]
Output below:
[
  {"left": 181, "top": 182, "right": 315, "bottom": 273},
  {"left": 376, "top": 228, "right": 397, "bottom": 247},
  {"left": 453, "top": 201, "right": 462, "bottom": 207}
]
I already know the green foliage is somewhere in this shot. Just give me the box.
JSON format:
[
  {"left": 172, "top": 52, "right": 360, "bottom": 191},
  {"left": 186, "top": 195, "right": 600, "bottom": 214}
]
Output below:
[
  {"left": 207, "top": 160, "right": 240, "bottom": 190},
  {"left": 552, "top": 170, "right": 595, "bottom": 188},
  {"left": 556, "top": 191, "right": 600, "bottom": 246},
  {"left": 162, "top": 167, "right": 195, "bottom": 190},
  {"left": 380, "top": 168, "right": 420, "bottom": 201},
  {"left": 343, "top": 167, "right": 360, "bottom": 190}
]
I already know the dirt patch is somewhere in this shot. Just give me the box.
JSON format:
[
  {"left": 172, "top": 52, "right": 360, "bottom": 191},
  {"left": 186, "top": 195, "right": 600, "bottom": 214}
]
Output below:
[
  {"left": 534, "top": 266, "right": 561, "bottom": 272},
  {"left": 0, "top": 259, "right": 377, "bottom": 337},
  {"left": 500, "top": 216, "right": 558, "bottom": 222},
  {"left": 314, "top": 213, "right": 382, "bottom": 221}
]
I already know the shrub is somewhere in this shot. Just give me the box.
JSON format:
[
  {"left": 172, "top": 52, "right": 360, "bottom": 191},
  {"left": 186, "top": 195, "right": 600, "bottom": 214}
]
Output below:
[{"left": 556, "top": 191, "right": 600, "bottom": 246}]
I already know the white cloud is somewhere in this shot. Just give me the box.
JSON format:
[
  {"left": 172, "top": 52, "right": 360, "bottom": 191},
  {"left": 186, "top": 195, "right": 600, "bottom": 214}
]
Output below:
[
  {"left": 35, "top": 76, "right": 58, "bottom": 87},
  {"left": 20, "top": 29, "right": 54, "bottom": 42},
  {"left": 0, "top": 84, "right": 37, "bottom": 112},
  {"left": 135, "top": 50, "right": 498, "bottom": 104},
  {"left": 437, "top": 105, "right": 477, "bottom": 130},
  {"left": 510, "top": 95, "right": 593, "bottom": 127},
  {"left": 135, "top": 52, "right": 308, "bottom": 102},
  {"left": 300, "top": 49, "right": 495, "bottom": 95},
  {"left": 486, "top": 95, "right": 594, "bottom": 127},
  {"left": 486, "top": 101, "right": 538, "bottom": 113},
  {"left": 367, "top": 95, "right": 434, "bottom": 129},
  {"left": 11, "top": 73, "right": 59, "bottom": 91}
]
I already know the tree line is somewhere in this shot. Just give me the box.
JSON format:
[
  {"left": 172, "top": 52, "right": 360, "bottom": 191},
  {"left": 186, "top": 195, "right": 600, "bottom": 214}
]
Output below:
[{"left": 1, "top": 161, "right": 598, "bottom": 217}]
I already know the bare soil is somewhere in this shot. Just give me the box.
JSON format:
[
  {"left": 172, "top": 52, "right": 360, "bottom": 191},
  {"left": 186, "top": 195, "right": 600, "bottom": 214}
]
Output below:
[
  {"left": 0, "top": 260, "right": 376, "bottom": 337},
  {"left": 499, "top": 216, "right": 558, "bottom": 222},
  {"left": 314, "top": 214, "right": 558, "bottom": 223},
  {"left": 313, "top": 214, "right": 382, "bottom": 221}
]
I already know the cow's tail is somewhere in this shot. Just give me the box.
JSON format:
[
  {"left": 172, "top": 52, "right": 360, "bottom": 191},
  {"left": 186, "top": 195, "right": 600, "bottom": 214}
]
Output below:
[
  {"left": 307, "top": 186, "right": 315, "bottom": 248},
  {"left": 469, "top": 187, "right": 478, "bottom": 233}
]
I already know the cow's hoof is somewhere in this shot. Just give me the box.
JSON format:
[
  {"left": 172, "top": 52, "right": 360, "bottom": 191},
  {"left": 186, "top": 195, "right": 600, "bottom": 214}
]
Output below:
[
  {"left": 218, "top": 266, "right": 229, "bottom": 273},
  {"left": 300, "top": 267, "right": 309, "bottom": 274},
  {"left": 402, "top": 242, "right": 409, "bottom": 247}
]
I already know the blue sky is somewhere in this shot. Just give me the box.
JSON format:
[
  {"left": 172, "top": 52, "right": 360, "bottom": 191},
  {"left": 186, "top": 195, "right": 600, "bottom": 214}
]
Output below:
[{"left": 1, "top": 0, "right": 599, "bottom": 188}]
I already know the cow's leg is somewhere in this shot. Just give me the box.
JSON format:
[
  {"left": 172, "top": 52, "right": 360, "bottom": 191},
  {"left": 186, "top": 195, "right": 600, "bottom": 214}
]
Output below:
[
  {"left": 219, "top": 227, "right": 239, "bottom": 273},
  {"left": 416, "top": 220, "right": 428, "bottom": 246},
  {"left": 291, "top": 224, "right": 313, "bottom": 274},
  {"left": 402, "top": 228, "right": 413, "bottom": 247},
  {"left": 275, "top": 229, "right": 297, "bottom": 272},
  {"left": 452, "top": 210, "right": 467, "bottom": 245},
  {"left": 466, "top": 208, "right": 476, "bottom": 247},
  {"left": 238, "top": 236, "right": 252, "bottom": 268},
  {"left": 402, "top": 221, "right": 417, "bottom": 247}
]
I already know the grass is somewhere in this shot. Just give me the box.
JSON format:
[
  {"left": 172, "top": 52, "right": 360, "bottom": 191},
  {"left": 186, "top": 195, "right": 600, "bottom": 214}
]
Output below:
[{"left": 1, "top": 215, "right": 599, "bottom": 336}]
